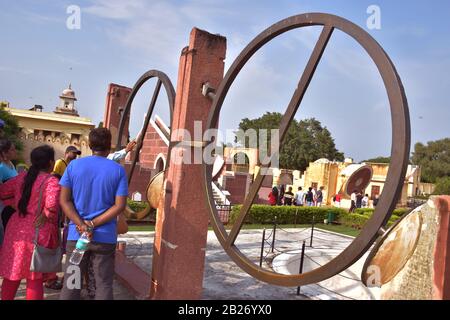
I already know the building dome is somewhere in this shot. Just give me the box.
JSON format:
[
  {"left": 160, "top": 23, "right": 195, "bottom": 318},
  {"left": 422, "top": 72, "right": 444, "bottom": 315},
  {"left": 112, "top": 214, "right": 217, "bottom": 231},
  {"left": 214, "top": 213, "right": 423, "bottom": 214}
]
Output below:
[
  {"left": 314, "top": 158, "right": 331, "bottom": 164},
  {"left": 60, "top": 84, "right": 76, "bottom": 99}
]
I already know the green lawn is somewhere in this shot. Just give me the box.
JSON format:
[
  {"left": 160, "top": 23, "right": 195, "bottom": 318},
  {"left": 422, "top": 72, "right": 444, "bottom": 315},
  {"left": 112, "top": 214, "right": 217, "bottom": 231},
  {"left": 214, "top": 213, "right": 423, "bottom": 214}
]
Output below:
[{"left": 128, "top": 223, "right": 359, "bottom": 237}]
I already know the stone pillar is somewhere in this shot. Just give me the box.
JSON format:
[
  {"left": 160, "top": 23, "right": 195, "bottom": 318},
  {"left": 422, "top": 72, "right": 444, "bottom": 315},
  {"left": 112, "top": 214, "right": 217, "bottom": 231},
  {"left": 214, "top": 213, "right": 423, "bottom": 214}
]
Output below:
[
  {"left": 150, "top": 28, "right": 226, "bottom": 300},
  {"left": 103, "top": 83, "right": 132, "bottom": 149},
  {"left": 433, "top": 196, "right": 450, "bottom": 299}
]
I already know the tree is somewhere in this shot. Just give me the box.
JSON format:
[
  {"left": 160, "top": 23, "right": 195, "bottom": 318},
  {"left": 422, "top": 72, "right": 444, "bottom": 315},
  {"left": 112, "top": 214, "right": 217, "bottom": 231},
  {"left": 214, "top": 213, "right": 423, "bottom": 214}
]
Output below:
[
  {"left": 0, "top": 105, "right": 23, "bottom": 153},
  {"left": 433, "top": 176, "right": 450, "bottom": 195},
  {"left": 411, "top": 138, "right": 450, "bottom": 183},
  {"left": 362, "top": 156, "right": 391, "bottom": 163},
  {"left": 236, "top": 112, "right": 344, "bottom": 171}
]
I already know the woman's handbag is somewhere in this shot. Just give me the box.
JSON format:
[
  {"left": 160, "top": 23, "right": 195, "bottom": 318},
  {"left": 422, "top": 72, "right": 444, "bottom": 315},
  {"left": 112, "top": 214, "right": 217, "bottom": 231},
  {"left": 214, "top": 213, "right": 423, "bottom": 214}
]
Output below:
[
  {"left": 30, "top": 175, "right": 63, "bottom": 273},
  {"left": 116, "top": 212, "right": 128, "bottom": 235}
]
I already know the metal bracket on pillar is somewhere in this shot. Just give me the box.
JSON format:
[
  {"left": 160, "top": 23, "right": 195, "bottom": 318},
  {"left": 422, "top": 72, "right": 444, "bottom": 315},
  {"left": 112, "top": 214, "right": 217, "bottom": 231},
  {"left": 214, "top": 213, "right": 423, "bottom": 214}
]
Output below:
[
  {"left": 202, "top": 82, "right": 216, "bottom": 100},
  {"left": 377, "top": 227, "right": 387, "bottom": 236},
  {"left": 171, "top": 140, "right": 208, "bottom": 148}
]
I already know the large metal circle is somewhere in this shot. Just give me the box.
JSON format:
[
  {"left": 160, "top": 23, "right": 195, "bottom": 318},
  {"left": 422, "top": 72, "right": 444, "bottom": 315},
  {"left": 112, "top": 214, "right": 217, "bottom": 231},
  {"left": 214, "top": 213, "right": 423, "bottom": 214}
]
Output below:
[
  {"left": 116, "top": 70, "right": 175, "bottom": 152},
  {"left": 203, "top": 13, "right": 410, "bottom": 286},
  {"left": 116, "top": 70, "right": 175, "bottom": 219}
]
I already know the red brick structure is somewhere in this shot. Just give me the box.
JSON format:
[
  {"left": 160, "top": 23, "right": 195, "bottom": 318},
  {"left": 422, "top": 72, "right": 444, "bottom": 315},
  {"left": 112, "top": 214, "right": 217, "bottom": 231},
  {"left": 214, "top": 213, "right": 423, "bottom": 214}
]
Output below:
[
  {"left": 103, "top": 83, "right": 132, "bottom": 149},
  {"left": 150, "top": 28, "right": 226, "bottom": 300},
  {"left": 433, "top": 196, "right": 450, "bottom": 299},
  {"left": 140, "top": 116, "right": 169, "bottom": 170}
]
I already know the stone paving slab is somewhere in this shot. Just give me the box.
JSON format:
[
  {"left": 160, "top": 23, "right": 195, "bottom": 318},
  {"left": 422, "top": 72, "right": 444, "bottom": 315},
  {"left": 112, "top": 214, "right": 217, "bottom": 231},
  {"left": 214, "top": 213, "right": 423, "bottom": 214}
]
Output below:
[{"left": 117, "top": 228, "right": 379, "bottom": 300}]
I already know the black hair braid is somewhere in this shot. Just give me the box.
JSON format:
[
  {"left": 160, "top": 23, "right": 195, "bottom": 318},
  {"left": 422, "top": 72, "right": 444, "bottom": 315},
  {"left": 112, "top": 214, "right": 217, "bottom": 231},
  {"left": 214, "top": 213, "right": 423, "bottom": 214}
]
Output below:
[{"left": 17, "top": 145, "right": 55, "bottom": 217}]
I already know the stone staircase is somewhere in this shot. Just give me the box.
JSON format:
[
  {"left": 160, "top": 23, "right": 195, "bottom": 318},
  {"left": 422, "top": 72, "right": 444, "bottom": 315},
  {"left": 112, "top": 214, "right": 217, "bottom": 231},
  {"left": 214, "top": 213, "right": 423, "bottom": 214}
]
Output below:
[{"left": 212, "top": 181, "right": 230, "bottom": 206}]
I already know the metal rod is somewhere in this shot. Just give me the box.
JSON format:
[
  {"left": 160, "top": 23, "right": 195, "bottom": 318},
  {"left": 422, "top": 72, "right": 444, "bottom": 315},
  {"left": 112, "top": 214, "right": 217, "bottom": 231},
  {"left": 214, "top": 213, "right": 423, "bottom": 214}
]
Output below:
[
  {"left": 294, "top": 208, "right": 298, "bottom": 228},
  {"left": 259, "top": 229, "right": 266, "bottom": 267},
  {"left": 310, "top": 215, "right": 315, "bottom": 247},
  {"left": 271, "top": 216, "right": 277, "bottom": 253},
  {"left": 297, "top": 240, "right": 306, "bottom": 295}
]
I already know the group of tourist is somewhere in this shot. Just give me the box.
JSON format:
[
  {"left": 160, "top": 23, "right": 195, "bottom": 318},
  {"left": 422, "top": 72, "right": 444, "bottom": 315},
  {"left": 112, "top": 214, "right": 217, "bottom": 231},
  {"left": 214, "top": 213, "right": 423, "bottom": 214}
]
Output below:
[
  {"left": 268, "top": 184, "right": 379, "bottom": 211},
  {"left": 0, "top": 123, "right": 137, "bottom": 300},
  {"left": 268, "top": 185, "right": 325, "bottom": 207},
  {"left": 349, "top": 190, "right": 379, "bottom": 213}
]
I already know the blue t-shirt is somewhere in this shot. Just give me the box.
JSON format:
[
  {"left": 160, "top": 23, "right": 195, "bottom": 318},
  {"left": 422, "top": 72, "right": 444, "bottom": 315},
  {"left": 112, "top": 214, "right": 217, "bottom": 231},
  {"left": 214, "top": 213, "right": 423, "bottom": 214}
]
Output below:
[
  {"left": 0, "top": 162, "right": 17, "bottom": 183},
  {"left": 59, "top": 155, "right": 128, "bottom": 244}
]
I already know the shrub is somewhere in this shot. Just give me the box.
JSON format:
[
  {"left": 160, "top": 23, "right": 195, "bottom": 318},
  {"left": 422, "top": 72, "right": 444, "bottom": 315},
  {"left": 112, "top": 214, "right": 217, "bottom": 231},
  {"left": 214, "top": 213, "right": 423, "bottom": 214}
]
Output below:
[
  {"left": 127, "top": 199, "right": 149, "bottom": 212},
  {"left": 353, "top": 208, "right": 409, "bottom": 217},
  {"left": 230, "top": 205, "right": 346, "bottom": 225},
  {"left": 340, "top": 213, "right": 370, "bottom": 229},
  {"left": 340, "top": 211, "right": 402, "bottom": 229}
]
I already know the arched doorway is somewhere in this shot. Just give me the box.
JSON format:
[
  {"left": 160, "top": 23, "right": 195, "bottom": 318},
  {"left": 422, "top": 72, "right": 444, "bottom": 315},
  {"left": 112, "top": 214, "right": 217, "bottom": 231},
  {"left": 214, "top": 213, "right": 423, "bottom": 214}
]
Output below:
[
  {"left": 232, "top": 152, "right": 250, "bottom": 173},
  {"left": 154, "top": 154, "right": 165, "bottom": 173}
]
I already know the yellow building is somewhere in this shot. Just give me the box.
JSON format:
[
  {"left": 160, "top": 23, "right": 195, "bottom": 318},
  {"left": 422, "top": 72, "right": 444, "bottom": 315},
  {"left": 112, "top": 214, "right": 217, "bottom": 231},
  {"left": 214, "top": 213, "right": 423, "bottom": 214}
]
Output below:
[
  {"left": 255, "top": 158, "right": 424, "bottom": 208},
  {"left": 4, "top": 85, "right": 95, "bottom": 164}
]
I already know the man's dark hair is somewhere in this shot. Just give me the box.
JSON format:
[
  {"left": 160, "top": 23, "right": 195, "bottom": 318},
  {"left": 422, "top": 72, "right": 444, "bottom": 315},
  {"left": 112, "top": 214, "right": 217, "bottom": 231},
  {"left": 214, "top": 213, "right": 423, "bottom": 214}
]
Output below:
[{"left": 89, "top": 128, "right": 112, "bottom": 152}]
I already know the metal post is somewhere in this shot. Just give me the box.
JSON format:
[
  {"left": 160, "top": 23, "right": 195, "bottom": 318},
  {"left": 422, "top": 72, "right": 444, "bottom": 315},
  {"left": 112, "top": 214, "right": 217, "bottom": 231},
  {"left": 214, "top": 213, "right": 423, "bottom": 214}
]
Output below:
[
  {"left": 297, "top": 240, "right": 306, "bottom": 295},
  {"left": 271, "top": 216, "right": 277, "bottom": 253},
  {"left": 310, "top": 215, "right": 315, "bottom": 247},
  {"left": 259, "top": 229, "right": 266, "bottom": 267},
  {"left": 294, "top": 208, "right": 298, "bottom": 228}
]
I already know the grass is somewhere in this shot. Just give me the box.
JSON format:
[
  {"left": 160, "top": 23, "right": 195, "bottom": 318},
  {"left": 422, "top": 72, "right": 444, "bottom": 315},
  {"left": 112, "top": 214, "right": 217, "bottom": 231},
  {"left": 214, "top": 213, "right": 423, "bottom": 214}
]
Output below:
[{"left": 128, "top": 223, "right": 360, "bottom": 237}]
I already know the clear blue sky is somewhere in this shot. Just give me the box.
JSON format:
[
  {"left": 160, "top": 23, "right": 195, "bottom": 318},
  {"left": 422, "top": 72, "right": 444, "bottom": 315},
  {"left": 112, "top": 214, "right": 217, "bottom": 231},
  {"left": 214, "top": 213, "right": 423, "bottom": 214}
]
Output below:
[{"left": 1, "top": 0, "right": 449, "bottom": 161}]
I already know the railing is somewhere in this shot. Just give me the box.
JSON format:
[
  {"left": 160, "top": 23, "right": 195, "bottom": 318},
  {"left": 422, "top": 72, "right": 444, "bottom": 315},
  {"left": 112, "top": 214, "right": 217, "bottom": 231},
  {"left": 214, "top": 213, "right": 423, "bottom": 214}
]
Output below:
[
  {"left": 211, "top": 181, "right": 230, "bottom": 205},
  {"left": 406, "top": 197, "right": 427, "bottom": 209},
  {"left": 216, "top": 204, "right": 232, "bottom": 224}
]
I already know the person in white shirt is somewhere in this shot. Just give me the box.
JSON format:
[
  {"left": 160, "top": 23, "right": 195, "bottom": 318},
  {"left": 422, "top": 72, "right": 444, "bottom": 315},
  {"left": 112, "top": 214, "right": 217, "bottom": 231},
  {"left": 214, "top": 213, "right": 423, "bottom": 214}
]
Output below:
[
  {"left": 294, "top": 187, "right": 305, "bottom": 206},
  {"left": 349, "top": 190, "right": 357, "bottom": 213},
  {"left": 108, "top": 140, "right": 137, "bottom": 162},
  {"left": 362, "top": 194, "right": 369, "bottom": 208}
]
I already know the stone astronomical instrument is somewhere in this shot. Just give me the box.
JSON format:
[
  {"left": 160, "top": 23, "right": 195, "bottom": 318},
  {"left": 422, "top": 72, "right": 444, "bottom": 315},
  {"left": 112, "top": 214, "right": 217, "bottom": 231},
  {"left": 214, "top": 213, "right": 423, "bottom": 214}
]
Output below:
[
  {"left": 361, "top": 208, "right": 422, "bottom": 286},
  {"left": 116, "top": 70, "right": 175, "bottom": 219},
  {"left": 338, "top": 164, "right": 374, "bottom": 197},
  {"left": 203, "top": 13, "right": 410, "bottom": 286}
]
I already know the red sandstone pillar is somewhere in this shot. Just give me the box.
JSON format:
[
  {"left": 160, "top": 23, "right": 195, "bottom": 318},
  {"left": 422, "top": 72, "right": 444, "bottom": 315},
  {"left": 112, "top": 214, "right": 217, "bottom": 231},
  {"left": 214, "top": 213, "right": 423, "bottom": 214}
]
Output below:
[
  {"left": 150, "top": 28, "right": 226, "bottom": 300},
  {"left": 433, "top": 196, "right": 450, "bottom": 300},
  {"left": 103, "top": 83, "right": 132, "bottom": 149}
]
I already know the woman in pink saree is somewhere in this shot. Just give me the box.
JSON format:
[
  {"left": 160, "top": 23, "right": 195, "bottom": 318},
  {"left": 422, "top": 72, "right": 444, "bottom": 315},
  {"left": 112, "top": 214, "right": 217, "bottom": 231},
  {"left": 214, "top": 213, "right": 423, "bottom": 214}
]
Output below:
[{"left": 0, "top": 145, "right": 60, "bottom": 300}]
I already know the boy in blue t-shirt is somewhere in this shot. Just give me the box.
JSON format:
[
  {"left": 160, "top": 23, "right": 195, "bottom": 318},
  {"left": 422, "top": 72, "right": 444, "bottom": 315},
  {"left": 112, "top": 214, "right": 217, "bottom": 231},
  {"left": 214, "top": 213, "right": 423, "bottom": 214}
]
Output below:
[{"left": 59, "top": 128, "right": 128, "bottom": 300}]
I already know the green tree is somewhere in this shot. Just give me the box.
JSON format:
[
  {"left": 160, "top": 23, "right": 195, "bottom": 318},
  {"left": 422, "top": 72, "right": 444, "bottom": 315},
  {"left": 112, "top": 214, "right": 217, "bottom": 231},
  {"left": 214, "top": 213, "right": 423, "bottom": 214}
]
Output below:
[
  {"left": 411, "top": 138, "right": 450, "bottom": 183},
  {"left": 0, "top": 105, "right": 23, "bottom": 153},
  {"left": 433, "top": 176, "right": 450, "bottom": 195},
  {"left": 236, "top": 112, "right": 344, "bottom": 171},
  {"left": 362, "top": 156, "right": 391, "bottom": 163}
]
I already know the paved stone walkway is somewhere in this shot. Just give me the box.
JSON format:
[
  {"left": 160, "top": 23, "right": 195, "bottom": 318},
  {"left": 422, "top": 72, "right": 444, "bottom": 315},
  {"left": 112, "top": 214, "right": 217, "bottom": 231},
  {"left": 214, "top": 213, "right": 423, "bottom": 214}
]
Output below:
[{"left": 118, "top": 227, "right": 380, "bottom": 300}]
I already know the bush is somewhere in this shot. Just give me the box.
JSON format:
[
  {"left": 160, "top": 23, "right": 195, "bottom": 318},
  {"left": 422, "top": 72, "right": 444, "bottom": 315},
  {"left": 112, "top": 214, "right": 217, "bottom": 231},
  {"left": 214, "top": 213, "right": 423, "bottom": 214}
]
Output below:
[
  {"left": 230, "top": 205, "right": 346, "bottom": 225},
  {"left": 353, "top": 208, "right": 409, "bottom": 217},
  {"left": 127, "top": 199, "right": 149, "bottom": 212},
  {"left": 340, "top": 213, "right": 370, "bottom": 229},
  {"left": 340, "top": 211, "right": 403, "bottom": 229}
]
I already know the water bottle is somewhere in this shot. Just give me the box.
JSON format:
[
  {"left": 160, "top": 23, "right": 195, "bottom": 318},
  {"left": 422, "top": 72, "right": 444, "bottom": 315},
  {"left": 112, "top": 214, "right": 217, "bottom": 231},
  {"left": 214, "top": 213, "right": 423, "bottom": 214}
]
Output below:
[{"left": 69, "top": 232, "right": 90, "bottom": 265}]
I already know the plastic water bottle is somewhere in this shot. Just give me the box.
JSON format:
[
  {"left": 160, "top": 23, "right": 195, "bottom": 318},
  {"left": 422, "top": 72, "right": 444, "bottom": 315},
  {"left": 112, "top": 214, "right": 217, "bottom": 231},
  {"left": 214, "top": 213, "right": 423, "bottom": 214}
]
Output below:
[{"left": 69, "top": 232, "right": 90, "bottom": 265}]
